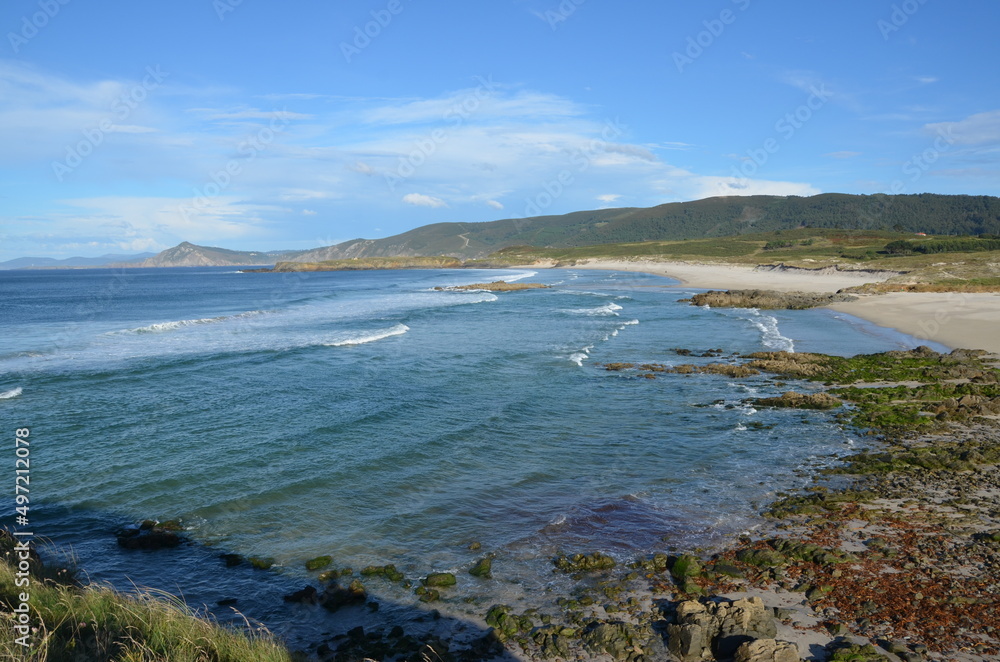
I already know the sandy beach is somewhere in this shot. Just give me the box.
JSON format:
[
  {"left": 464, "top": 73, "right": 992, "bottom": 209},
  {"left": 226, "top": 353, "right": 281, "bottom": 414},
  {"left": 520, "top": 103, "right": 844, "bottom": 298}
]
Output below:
[
  {"left": 565, "top": 258, "right": 897, "bottom": 293},
  {"left": 828, "top": 292, "right": 1000, "bottom": 355},
  {"left": 554, "top": 259, "right": 1000, "bottom": 355}
]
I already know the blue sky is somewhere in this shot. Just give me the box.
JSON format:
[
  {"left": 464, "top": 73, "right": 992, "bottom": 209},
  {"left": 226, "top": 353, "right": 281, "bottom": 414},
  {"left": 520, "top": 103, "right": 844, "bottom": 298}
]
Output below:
[{"left": 1, "top": 0, "right": 998, "bottom": 261}]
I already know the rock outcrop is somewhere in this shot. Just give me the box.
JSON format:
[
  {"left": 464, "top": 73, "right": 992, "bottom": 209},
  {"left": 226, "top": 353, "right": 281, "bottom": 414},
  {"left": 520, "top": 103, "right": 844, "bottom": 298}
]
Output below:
[
  {"left": 667, "top": 597, "right": 781, "bottom": 661},
  {"left": 436, "top": 281, "right": 549, "bottom": 292},
  {"left": 683, "top": 290, "right": 857, "bottom": 310},
  {"left": 754, "top": 391, "right": 842, "bottom": 410},
  {"left": 734, "top": 638, "right": 802, "bottom": 662}
]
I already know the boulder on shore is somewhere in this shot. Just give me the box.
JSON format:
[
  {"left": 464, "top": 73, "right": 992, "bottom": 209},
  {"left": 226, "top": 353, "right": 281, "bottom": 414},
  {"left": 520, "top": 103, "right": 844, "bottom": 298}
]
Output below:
[{"left": 667, "top": 597, "right": 779, "bottom": 661}]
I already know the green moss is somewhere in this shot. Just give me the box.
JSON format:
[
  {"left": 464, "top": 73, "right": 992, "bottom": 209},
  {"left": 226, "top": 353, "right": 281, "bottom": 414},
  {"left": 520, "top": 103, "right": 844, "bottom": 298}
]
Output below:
[
  {"left": 669, "top": 554, "right": 701, "bottom": 581},
  {"left": 827, "top": 641, "right": 886, "bottom": 662},
  {"left": 469, "top": 557, "right": 493, "bottom": 578},
  {"left": 248, "top": 557, "right": 274, "bottom": 570},
  {"left": 422, "top": 572, "right": 457, "bottom": 587},
  {"left": 553, "top": 552, "right": 616, "bottom": 573},
  {"left": 767, "top": 489, "right": 875, "bottom": 517},
  {"left": 304, "top": 555, "right": 332, "bottom": 571}
]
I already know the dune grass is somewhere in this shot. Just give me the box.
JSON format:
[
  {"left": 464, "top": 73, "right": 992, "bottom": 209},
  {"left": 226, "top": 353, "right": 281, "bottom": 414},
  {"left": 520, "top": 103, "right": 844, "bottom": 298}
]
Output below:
[{"left": 0, "top": 533, "right": 297, "bottom": 662}]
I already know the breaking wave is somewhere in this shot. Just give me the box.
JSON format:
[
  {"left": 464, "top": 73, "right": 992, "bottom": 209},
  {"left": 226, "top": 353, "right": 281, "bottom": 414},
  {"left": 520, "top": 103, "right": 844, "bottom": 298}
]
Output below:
[
  {"left": 324, "top": 324, "right": 410, "bottom": 347},
  {"left": 117, "top": 310, "right": 270, "bottom": 335},
  {"left": 0, "top": 387, "right": 23, "bottom": 400}
]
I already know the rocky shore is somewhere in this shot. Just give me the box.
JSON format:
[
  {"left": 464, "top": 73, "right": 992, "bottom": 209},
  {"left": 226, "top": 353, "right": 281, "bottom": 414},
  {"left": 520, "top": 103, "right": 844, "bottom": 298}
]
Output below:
[
  {"left": 10, "top": 348, "right": 1000, "bottom": 661},
  {"left": 434, "top": 281, "right": 550, "bottom": 292},
  {"left": 682, "top": 290, "right": 858, "bottom": 310},
  {"left": 284, "top": 346, "right": 1000, "bottom": 661}
]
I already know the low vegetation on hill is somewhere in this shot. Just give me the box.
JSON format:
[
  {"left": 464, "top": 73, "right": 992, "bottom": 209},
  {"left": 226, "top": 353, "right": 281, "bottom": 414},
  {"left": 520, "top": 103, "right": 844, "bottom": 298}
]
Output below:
[
  {"left": 495, "top": 228, "right": 1000, "bottom": 289},
  {"left": 269, "top": 256, "right": 463, "bottom": 272}
]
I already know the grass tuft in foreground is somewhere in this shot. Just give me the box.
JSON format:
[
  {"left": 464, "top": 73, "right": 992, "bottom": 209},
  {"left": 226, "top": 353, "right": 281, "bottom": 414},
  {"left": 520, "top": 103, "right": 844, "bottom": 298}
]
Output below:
[{"left": 0, "top": 531, "right": 298, "bottom": 662}]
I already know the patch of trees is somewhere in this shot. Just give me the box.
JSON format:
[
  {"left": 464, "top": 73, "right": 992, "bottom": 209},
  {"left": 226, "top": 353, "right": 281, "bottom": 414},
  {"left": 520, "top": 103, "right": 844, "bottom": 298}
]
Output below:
[{"left": 884, "top": 237, "right": 1000, "bottom": 255}]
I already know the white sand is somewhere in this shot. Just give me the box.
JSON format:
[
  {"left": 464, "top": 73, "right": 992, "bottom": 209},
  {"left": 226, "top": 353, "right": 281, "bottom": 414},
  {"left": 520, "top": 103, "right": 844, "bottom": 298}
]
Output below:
[
  {"left": 519, "top": 258, "right": 1000, "bottom": 354},
  {"left": 829, "top": 292, "right": 1000, "bottom": 354},
  {"left": 562, "top": 259, "right": 895, "bottom": 293}
]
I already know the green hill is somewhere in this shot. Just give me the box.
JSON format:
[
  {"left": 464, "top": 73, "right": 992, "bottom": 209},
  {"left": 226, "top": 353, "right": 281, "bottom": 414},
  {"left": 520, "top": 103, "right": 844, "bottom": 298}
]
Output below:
[{"left": 293, "top": 193, "right": 1000, "bottom": 261}]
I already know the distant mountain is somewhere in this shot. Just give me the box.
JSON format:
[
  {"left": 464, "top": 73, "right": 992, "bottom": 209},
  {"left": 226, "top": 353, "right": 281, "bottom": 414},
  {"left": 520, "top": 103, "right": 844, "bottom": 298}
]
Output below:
[
  {"left": 290, "top": 193, "right": 1000, "bottom": 261},
  {"left": 125, "top": 242, "right": 310, "bottom": 268},
  {"left": 8, "top": 194, "right": 998, "bottom": 270},
  {"left": 0, "top": 252, "right": 157, "bottom": 270}
]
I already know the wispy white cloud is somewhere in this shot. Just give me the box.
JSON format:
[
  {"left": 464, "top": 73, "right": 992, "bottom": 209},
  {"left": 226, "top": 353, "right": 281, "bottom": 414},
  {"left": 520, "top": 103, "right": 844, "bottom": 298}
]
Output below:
[
  {"left": 597, "top": 194, "right": 622, "bottom": 203},
  {"left": 350, "top": 161, "right": 376, "bottom": 175},
  {"left": 363, "top": 87, "right": 580, "bottom": 126},
  {"left": 688, "top": 177, "right": 821, "bottom": 199},
  {"left": 925, "top": 110, "right": 1000, "bottom": 146},
  {"left": 0, "top": 61, "right": 824, "bottom": 258},
  {"left": 402, "top": 193, "right": 448, "bottom": 208},
  {"left": 280, "top": 189, "right": 334, "bottom": 201},
  {"left": 188, "top": 107, "right": 313, "bottom": 121}
]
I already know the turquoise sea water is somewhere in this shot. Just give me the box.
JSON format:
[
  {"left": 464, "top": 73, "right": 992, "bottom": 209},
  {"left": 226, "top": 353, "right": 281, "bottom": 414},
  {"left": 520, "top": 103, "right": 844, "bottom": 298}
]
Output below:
[{"left": 0, "top": 267, "right": 947, "bottom": 644}]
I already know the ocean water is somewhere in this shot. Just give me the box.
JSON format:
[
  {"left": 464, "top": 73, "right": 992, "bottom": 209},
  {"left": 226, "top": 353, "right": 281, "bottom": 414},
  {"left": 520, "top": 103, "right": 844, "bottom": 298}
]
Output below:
[{"left": 0, "top": 267, "right": 946, "bottom": 645}]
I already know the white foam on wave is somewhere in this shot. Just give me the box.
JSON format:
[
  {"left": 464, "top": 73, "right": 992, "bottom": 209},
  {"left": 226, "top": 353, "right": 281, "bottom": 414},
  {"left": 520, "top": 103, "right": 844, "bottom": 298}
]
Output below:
[
  {"left": 565, "top": 302, "right": 623, "bottom": 316},
  {"left": 324, "top": 324, "right": 410, "bottom": 347},
  {"left": 0, "top": 387, "right": 23, "bottom": 400},
  {"left": 117, "top": 310, "right": 270, "bottom": 335},
  {"left": 606, "top": 319, "right": 639, "bottom": 340},
  {"left": 745, "top": 309, "right": 795, "bottom": 352},
  {"left": 569, "top": 344, "right": 595, "bottom": 366},
  {"left": 503, "top": 271, "right": 537, "bottom": 283}
]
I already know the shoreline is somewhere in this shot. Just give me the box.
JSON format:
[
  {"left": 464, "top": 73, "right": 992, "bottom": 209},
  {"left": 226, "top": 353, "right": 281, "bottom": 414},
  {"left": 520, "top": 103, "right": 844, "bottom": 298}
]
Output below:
[
  {"left": 10, "top": 265, "right": 1000, "bottom": 660},
  {"left": 527, "top": 258, "right": 1000, "bottom": 355}
]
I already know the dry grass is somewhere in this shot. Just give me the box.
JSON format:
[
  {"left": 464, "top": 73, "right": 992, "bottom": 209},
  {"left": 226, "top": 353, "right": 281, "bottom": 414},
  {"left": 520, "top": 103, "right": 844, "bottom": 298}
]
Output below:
[{"left": 0, "top": 536, "right": 297, "bottom": 662}]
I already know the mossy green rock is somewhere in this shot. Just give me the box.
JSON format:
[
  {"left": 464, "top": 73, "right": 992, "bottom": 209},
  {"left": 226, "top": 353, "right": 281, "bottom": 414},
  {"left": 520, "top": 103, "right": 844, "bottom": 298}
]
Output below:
[
  {"left": 712, "top": 562, "right": 745, "bottom": 578},
  {"left": 532, "top": 625, "right": 571, "bottom": 659},
  {"left": 248, "top": 557, "right": 274, "bottom": 570},
  {"left": 485, "top": 604, "right": 525, "bottom": 639},
  {"left": 827, "top": 641, "right": 886, "bottom": 661},
  {"left": 469, "top": 557, "right": 493, "bottom": 578},
  {"left": 305, "top": 555, "right": 332, "bottom": 571},
  {"left": 318, "top": 569, "right": 340, "bottom": 582},
  {"left": 638, "top": 553, "right": 670, "bottom": 573},
  {"left": 670, "top": 554, "right": 702, "bottom": 580},
  {"left": 582, "top": 621, "right": 643, "bottom": 661},
  {"left": 360, "top": 564, "right": 405, "bottom": 582},
  {"left": 553, "top": 552, "right": 616, "bottom": 573},
  {"left": 755, "top": 391, "right": 842, "bottom": 410},
  {"left": 736, "top": 548, "right": 787, "bottom": 568},
  {"left": 422, "top": 572, "right": 457, "bottom": 587}
]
